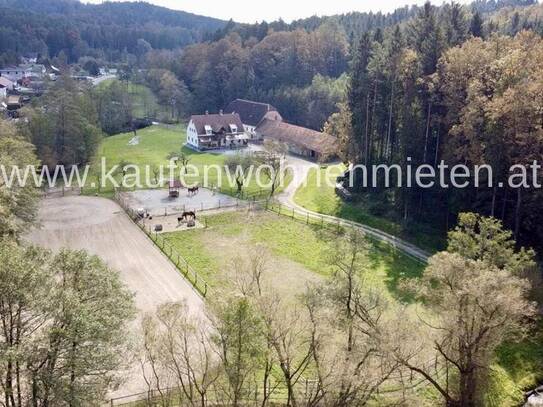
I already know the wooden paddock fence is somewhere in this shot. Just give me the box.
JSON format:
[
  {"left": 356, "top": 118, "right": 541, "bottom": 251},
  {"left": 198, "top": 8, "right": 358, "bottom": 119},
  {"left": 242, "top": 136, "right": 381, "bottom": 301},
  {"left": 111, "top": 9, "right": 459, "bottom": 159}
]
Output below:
[
  {"left": 42, "top": 185, "right": 82, "bottom": 198},
  {"left": 114, "top": 189, "right": 269, "bottom": 298}
]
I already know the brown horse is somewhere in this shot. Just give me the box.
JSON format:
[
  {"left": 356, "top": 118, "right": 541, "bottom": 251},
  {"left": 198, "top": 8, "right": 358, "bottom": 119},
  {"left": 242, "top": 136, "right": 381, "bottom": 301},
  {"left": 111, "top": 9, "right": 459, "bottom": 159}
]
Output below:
[
  {"left": 187, "top": 186, "right": 199, "bottom": 196},
  {"left": 178, "top": 211, "right": 196, "bottom": 224}
]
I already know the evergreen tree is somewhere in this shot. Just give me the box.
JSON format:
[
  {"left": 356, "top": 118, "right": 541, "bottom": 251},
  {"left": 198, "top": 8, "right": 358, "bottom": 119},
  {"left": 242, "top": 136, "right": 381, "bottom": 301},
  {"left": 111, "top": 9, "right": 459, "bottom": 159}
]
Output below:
[
  {"left": 409, "top": 2, "right": 444, "bottom": 76},
  {"left": 348, "top": 33, "right": 373, "bottom": 167},
  {"left": 469, "top": 11, "right": 484, "bottom": 38}
]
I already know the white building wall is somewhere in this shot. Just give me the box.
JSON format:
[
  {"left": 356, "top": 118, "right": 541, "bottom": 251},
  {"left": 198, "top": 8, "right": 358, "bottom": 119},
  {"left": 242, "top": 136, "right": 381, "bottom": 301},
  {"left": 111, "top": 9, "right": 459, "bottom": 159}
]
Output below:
[
  {"left": 186, "top": 121, "right": 200, "bottom": 149},
  {"left": 243, "top": 124, "right": 258, "bottom": 138}
]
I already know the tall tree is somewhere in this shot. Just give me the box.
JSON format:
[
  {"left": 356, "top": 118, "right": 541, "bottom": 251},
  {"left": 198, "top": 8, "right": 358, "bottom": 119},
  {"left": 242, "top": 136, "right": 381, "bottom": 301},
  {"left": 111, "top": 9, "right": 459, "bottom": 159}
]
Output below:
[
  {"left": 348, "top": 33, "right": 373, "bottom": 167},
  {"left": 0, "top": 244, "right": 135, "bottom": 406},
  {"left": 0, "top": 120, "right": 40, "bottom": 238},
  {"left": 395, "top": 213, "right": 536, "bottom": 407},
  {"left": 469, "top": 11, "right": 484, "bottom": 38},
  {"left": 211, "top": 297, "right": 263, "bottom": 407},
  {"left": 398, "top": 251, "right": 535, "bottom": 407}
]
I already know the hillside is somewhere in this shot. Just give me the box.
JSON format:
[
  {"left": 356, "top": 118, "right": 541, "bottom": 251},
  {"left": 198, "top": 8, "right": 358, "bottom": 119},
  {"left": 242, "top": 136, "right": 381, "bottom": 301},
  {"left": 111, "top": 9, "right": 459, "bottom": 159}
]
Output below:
[
  {"left": 0, "top": 0, "right": 227, "bottom": 64},
  {"left": 213, "top": 0, "right": 538, "bottom": 42}
]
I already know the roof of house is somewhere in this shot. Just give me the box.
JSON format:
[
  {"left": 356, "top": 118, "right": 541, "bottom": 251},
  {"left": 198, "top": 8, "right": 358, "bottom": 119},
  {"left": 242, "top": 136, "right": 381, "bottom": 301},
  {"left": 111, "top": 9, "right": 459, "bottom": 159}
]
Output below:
[
  {"left": 6, "top": 95, "right": 21, "bottom": 105},
  {"left": 0, "top": 77, "right": 13, "bottom": 88},
  {"left": 0, "top": 66, "right": 30, "bottom": 72},
  {"left": 256, "top": 119, "right": 338, "bottom": 156},
  {"left": 190, "top": 113, "right": 244, "bottom": 135},
  {"left": 224, "top": 99, "right": 279, "bottom": 127}
]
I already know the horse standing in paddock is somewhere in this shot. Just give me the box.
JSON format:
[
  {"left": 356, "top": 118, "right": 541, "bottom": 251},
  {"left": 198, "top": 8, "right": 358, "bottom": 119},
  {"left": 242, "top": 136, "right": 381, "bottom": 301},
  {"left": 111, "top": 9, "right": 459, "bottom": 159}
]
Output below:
[
  {"left": 178, "top": 211, "right": 196, "bottom": 225},
  {"left": 187, "top": 186, "right": 199, "bottom": 196}
]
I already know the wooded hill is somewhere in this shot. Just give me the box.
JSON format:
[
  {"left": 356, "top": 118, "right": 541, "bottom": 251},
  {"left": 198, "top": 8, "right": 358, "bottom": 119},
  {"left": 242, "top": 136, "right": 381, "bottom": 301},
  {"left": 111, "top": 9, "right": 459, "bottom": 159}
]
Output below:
[{"left": 0, "top": 0, "right": 226, "bottom": 65}]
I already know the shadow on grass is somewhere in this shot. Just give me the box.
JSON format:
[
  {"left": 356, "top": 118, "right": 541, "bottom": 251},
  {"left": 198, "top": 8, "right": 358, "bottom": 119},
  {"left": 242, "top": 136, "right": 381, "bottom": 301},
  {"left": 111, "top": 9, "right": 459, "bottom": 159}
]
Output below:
[
  {"left": 335, "top": 203, "right": 447, "bottom": 255},
  {"left": 366, "top": 239, "right": 425, "bottom": 302},
  {"left": 495, "top": 321, "right": 543, "bottom": 390}
]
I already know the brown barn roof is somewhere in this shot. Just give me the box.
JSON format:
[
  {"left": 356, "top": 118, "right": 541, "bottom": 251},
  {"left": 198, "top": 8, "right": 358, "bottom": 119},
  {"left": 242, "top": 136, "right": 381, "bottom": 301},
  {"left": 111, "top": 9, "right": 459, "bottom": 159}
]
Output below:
[
  {"left": 190, "top": 113, "right": 244, "bottom": 135},
  {"left": 224, "top": 99, "right": 279, "bottom": 127},
  {"left": 256, "top": 119, "right": 338, "bottom": 157}
]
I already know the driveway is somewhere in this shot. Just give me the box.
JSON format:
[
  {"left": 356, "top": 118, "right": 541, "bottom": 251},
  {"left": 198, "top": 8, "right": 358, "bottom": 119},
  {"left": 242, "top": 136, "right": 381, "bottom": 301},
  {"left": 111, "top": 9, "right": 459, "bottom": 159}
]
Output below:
[
  {"left": 25, "top": 195, "right": 207, "bottom": 398},
  {"left": 276, "top": 154, "right": 430, "bottom": 263},
  {"left": 277, "top": 154, "right": 320, "bottom": 204}
]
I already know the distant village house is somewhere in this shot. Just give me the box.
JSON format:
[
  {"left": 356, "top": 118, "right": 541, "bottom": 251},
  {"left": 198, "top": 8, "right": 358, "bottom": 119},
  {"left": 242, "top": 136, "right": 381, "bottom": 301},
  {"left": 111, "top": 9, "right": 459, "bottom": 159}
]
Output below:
[
  {"left": 0, "top": 66, "right": 31, "bottom": 82},
  {"left": 0, "top": 77, "right": 14, "bottom": 101}
]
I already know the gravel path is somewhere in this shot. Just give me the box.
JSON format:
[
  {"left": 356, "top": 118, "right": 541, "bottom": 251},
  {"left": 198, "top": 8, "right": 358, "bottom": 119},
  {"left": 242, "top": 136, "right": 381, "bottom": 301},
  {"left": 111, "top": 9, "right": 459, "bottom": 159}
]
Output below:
[
  {"left": 276, "top": 155, "right": 430, "bottom": 263},
  {"left": 25, "top": 195, "right": 207, "bottom": 399}
]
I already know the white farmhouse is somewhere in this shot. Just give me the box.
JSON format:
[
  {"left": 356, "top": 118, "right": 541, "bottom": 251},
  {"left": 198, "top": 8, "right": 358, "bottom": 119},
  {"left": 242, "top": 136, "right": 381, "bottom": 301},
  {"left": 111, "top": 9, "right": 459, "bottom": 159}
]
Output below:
[
  {"left": 186, "top": 111, "right": 249, "bottom": 151},
  {"left": 224, "top": 99, "right": 283, "bottom": 140}
]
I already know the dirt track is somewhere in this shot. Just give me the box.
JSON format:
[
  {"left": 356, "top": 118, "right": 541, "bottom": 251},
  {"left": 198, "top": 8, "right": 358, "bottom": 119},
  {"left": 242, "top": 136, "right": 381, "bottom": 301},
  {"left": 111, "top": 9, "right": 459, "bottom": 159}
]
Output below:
[{"left": 25, "top": 195, "right": 207, "bottom": 398}]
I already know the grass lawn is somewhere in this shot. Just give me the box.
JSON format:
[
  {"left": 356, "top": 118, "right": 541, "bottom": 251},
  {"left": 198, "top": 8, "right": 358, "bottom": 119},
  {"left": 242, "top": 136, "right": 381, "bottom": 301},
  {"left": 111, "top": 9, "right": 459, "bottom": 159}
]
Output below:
[
  {"left": 294, "top": 165, "right": 446, "bottom": 253},
  {"left": 96, "top": 79, "right": 170, "bottom": 120},
  {"left": 162, "top": 210, "right": 424, "bottom": 301},
  {"left": 161, "top": 208, "right": 543, "bottom": 405},
  {"left": 83, "top": 124, "right": 291, "bottom": 198},
  {"left": 487, "top": 323, "right": 543, "bottom": 406}
]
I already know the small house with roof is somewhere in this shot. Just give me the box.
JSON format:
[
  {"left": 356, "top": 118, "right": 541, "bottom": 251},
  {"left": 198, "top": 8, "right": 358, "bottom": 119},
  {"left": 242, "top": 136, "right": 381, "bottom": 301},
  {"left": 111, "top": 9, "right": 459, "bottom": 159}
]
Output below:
[
  {"left": 0, "top": 66, "right": 32, "bottom": 82},
  {"left": 186, "top": 111, "right": 248, "bottom": 151},
  {"left": 0, "top": 77, "right": 14, "bottom": 100},
  {"left": 224, "top": 99, "right": 282, "bottom": 139}
]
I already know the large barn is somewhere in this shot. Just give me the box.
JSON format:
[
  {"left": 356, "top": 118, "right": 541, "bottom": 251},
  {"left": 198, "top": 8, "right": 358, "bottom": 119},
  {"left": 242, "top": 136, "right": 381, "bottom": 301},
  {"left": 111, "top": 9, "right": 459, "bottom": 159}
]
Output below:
[
  {"left": 255, "top": 119, "right": 338, "bottom": 162},
  {"left": 224, "top": 99, "right": 283, "bottom": 139}
]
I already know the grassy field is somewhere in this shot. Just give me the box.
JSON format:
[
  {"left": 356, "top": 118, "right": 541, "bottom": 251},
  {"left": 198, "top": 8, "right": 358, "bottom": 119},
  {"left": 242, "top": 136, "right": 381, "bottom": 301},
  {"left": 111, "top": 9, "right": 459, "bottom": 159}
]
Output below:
[
  {"left": 294, "top": 165, "right": 446, "bottom": 253},
  {"left": 163, "top": 210, "right": 424, "bottom": 300},
  {"left": 96, "top": 79, "right": 170, "bottom": 120},
  {"left": 84, "top": 124, "right": 290, "bottom": 198},
  {"left": 162, "top": 208, "right": 543, "bottom": 406}
]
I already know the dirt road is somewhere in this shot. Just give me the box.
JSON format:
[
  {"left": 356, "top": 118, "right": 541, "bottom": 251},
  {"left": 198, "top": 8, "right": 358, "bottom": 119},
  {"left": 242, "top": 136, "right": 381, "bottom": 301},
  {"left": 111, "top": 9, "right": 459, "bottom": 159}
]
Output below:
[
  {"left": 277, "top": 155, "right": 430, "bottom": 263},
  {"left": 25, "top": 195, "right": 207, "bottom": 398}
]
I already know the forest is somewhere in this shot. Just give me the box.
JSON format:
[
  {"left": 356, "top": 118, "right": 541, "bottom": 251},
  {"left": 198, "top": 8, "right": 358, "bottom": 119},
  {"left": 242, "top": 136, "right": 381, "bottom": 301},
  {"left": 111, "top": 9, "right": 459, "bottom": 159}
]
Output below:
[
  {"left": 340, "top": 3, "right": 543, "bottom": 253},
  {"left": 0, "top": 0, "right": 226, "bottom": 65},
  {"left": 12, "top": 0, "right": 542, "bottom": 252},
  {"left": 2, "top": 0, "right": 543, "bottom": 405}
]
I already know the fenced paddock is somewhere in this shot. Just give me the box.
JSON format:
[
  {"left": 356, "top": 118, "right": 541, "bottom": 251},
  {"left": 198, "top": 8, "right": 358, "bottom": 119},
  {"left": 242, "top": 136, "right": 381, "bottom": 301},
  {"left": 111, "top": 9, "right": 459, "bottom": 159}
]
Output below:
[
  {"left": 26, "top": 195, "right": 208, "bottom": 400},
  {"left": 106, "top": 197, "right": 432, "bottom": 406},
  {"left": 115, "top": 189, "right": 267, "bottom": 298},
  {"left": 42, "top": 185, "right": 81, "bottom": 198},
  {"left": 120, "top": 187, "right": 241, "bottom": 217}
]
